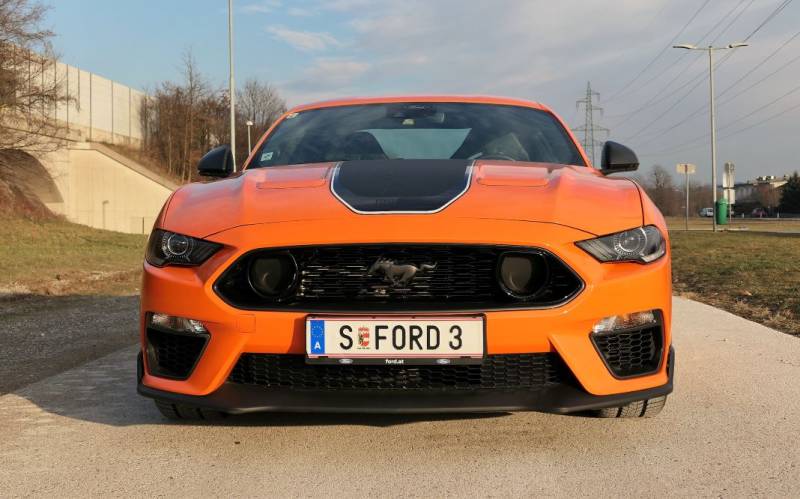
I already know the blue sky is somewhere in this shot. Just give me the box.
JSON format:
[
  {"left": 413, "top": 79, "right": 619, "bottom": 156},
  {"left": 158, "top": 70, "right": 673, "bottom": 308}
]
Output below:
[{"left": 46, "top": 0, "right": 800, "bottom": 181}]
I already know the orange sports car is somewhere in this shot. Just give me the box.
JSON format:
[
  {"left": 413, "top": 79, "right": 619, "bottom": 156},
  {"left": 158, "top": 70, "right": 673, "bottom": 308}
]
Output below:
[{"left": 137, "top": 96, "right": 673, "bottom": 420}]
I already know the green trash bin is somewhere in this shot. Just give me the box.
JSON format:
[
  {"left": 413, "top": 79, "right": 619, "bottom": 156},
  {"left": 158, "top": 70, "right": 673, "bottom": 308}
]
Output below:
[{"left": 715, "top": 199, "right": 728, "bottom": 225}]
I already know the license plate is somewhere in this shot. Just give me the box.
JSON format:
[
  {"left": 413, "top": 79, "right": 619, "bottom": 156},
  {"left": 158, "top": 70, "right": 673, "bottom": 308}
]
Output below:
[{"left": 305, "top": 316, "right": 484, "bottom": 365}]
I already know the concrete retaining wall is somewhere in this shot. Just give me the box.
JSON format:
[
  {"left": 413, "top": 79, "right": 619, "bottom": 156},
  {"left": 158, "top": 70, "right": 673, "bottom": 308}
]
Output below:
[
  {"left": 48, "top": 62, "right": 146, "bottom": 147},
  {"left": 39, "top": 143, "right": 176, "bottom": 234}
]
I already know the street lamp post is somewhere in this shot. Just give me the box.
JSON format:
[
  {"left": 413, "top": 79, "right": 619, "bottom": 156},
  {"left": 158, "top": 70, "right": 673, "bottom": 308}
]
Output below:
[
  {"left": 246, "top": 120, "right": 254, "bottom": 154},
  {"left": 228, "top": 0, "right": 237, "bottom": 171},
  {"left": 673, "top": 42, "right": 748, "bottom": 232}
]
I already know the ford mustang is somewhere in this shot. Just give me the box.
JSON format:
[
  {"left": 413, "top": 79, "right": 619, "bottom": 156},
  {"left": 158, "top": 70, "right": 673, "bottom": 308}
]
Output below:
[{"left": 137, "top": 96, "right": 673, "bottom": 420}]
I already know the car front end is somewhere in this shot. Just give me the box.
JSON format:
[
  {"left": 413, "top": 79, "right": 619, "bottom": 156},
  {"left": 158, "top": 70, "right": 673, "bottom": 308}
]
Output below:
[{"left": 137, "top": 96, "right": 674, "bottom": 419}]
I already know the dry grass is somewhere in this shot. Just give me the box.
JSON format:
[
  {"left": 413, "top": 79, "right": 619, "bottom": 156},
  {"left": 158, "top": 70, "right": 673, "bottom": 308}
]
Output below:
[
  {"left": 670, "top": 231, "right": 800, "bottom": 336},
  {"left": 0, "top": 216, "right": 147, "bottom": 298},
  {"left": 666, "top": 216, "right": 800, "bottom": 233}
]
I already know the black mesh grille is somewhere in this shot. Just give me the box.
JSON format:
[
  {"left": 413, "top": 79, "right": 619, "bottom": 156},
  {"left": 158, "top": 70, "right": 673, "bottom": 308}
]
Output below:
[
  {"left": 591, "top": 326, "right": 663, "bottom": 378},
  {"left": 215, "top": 245, "right": 583, "bottom": 311},
  {"left": 145, "top": 328, "right": 208, "bottom": 380},
  {"left": 228, "top": 353, "right": 568, "bottom": 391}
]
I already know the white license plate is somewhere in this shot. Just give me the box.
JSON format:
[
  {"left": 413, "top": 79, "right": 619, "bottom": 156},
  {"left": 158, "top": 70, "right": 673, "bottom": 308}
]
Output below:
[{"left": 305, "top": 316, "right": 484, "bottom": 365}]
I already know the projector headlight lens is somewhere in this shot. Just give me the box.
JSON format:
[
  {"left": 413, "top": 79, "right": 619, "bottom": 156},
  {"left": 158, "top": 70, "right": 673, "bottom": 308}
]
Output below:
[
  {"left": 576, "top": 225, "right": 666, "bottom": 263},
  {"left": 145, "top": 229, "right": 222, "bottom": 267}
]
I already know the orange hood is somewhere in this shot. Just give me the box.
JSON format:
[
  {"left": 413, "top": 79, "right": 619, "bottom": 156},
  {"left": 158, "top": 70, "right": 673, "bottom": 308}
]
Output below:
[{"left": 163, "top": 161, "right": 642, "bottom": 239}]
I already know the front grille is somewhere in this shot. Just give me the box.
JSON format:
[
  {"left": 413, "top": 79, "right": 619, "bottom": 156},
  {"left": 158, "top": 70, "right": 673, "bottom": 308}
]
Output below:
[
  {"left": 145, "top": 328, "right": 208, "bottom": 380},
  {"left": 591, "top": 326, "right": 663, "bottom": 378},
  {"left": 228, "top": 353, "right": 568, "bottom": 391},
  {"left": 215, "top": 245, "right": 583, "bottom": 311}
]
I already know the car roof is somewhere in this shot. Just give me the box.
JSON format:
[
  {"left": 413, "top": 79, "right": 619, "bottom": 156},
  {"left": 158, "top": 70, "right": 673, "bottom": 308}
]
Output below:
[{"left": 287, "top": 95, "right": 552, "bottom": 113}]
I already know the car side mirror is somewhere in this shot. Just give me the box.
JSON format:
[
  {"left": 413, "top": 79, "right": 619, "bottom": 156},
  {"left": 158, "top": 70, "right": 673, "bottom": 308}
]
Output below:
[
  {"left": 198, "top": 145, "right": 234, "bottom": 178},
  {"left": 600, "top": 141, "right": 639, "bottom": 175}
]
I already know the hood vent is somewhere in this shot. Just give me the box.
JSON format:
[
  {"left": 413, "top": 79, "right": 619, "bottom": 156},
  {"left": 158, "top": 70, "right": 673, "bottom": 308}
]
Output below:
[{"left": 331, "top": 159, "right": 473, "bottom": 214}]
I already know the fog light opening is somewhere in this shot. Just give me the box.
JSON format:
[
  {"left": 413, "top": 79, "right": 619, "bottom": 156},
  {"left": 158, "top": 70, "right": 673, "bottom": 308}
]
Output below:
[
  {"left": 592, "top": 310, "right": 658, "bottom": 333},
  {"left": 498, "top": 251, "right": 550, "bottom": 300},
  {"left": 149, "top": 313, "right": 208, "bottom": 334},
  {"left": 247, "top": 252, "right": 298, "bottom": 297}
]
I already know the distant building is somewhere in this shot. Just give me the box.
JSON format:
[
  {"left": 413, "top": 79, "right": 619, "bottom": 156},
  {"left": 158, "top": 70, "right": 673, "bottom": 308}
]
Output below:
[{"left": 734, "top": 175, "right": 788, "bottom": 203}]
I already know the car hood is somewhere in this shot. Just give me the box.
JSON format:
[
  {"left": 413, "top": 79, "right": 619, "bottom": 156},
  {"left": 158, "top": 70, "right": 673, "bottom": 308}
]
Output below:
[{"left": 163, "top": 160, "right": 642, "bottom": 238}]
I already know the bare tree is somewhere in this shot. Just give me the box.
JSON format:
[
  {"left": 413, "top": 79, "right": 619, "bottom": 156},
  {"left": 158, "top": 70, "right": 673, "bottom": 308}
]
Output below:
[
  {"left": 140, "top": 57, "right": 286, "bottom": 183},
  {"left": 755, "top": 184, "right": 782, "bottom": 212},
  {"left": 237, "top": 77, "right": 286, "bottom": 134},
  {"left": 641, "top": 165, "right": 681, "bottom": 216},
  {"left": 0, "top": 0, "right": 69, "bottom": 158}
]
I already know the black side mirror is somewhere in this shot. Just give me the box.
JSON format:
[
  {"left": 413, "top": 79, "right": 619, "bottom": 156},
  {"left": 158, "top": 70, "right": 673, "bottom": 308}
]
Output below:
[
  {"left": 198, "top": 145, "right": 234, "bottom": 178},
  {"left": 600, "top": 141, "right": 639, "bottom": 175}
]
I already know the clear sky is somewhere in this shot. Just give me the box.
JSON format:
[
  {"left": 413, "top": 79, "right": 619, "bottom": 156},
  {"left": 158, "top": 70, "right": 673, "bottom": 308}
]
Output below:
[{"left": 45, "top": 0, "right": 800, "bottom": 182}]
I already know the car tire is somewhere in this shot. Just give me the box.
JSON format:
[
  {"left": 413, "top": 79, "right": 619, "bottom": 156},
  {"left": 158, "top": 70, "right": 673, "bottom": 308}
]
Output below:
[
  {"left": 594, "top": 395, "right": 667, "bottom": 418},
  {"left": 154, "top": 400, "right": 225, "bottom": 421}
]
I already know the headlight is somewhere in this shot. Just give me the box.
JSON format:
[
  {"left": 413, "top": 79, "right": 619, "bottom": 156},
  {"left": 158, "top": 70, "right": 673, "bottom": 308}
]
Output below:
[
  {"left": 145, "top": 229, "right": 222, "bottom": 267},
  {"left": 576, "top": 225, "right": 666, "bottom": 263}
]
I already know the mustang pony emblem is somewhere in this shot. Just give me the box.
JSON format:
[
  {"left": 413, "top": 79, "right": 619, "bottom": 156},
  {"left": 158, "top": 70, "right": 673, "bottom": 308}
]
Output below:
[{"left": 367, "top": 257, "right": 437, "bottom": 286}]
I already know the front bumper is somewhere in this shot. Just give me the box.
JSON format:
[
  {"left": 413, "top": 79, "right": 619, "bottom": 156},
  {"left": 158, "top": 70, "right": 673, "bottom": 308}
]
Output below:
[
  {"left": 140, "top": 218, "right": 673, "bottom": 402},
  {"left": 138, "top": 348, "right": 674, "bottom": 414}
]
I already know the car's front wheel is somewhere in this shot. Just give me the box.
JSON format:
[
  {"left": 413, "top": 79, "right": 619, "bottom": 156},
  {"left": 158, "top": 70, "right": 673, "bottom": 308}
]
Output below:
[
  {"left": 154, "top": 400, "right": 225, "bottom": 421},
  {"left": 594, "top": 395, "right": 667, "bottom": 418}
]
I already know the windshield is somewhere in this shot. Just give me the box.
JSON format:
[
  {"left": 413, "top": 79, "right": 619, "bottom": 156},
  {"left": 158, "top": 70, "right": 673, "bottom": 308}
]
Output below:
[{"left": 249, "top": 102, "right": 585, "bottom": 168}]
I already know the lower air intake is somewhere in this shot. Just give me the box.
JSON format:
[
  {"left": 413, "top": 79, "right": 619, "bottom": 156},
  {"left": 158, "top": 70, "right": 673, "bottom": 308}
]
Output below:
[
  {"left": 591, "top": 325, "right": 663, "bottom": 378},
  {"left": 228, "top": 353, "right": 568, "bottom": 391}
]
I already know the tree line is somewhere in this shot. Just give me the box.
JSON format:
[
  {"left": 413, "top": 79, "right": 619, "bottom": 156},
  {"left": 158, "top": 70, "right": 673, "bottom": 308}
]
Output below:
[
  {"left": 637, "top": 165, "right": 800, "bottom": 217},
  {"left": 140, "top": 50, "right": 286, "bottom": 184}
]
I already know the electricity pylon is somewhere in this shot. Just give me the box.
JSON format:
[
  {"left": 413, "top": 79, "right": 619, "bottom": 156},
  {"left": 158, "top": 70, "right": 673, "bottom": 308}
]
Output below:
[{"left": 573, "top": 82, "right": 609, "bottom": 166}]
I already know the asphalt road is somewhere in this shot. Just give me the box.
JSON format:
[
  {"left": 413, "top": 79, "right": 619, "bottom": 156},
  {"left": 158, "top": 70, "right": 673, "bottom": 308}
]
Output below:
[
  {"left": 0, "top": 295, "right": 139, "bottom": 394},
  {"left": 1, "top": 297, "right": 799, "bottom": 497}
]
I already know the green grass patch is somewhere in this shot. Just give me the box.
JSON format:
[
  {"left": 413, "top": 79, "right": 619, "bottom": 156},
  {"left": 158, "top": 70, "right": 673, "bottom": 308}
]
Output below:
[
  {"left": 0, "top": 216, "right": 147, "bottom": 297},
  {"left": 670, "top": 231, "right": 800, "bottom": 335}
]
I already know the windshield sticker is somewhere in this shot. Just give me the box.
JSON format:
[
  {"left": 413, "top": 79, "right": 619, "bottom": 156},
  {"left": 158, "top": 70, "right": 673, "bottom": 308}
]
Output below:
[
  {"left": 260, "top": 151, "right": 274, "bottom": 161},
  {"left": 402, "top": 118, "right": 414, "bottom": 126},
  {"left": 285, "top": 112, "right": 299, "bottom": 119}
]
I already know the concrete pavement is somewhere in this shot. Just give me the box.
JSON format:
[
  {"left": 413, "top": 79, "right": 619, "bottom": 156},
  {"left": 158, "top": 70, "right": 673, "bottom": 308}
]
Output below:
[{"left": 1, "top": 297, "right": 799, "bottom": 497}]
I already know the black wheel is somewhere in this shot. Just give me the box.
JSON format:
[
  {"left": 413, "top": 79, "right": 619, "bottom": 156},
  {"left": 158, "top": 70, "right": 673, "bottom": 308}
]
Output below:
[
  {"left": 594, "top": 395, "right": 667, "bottom": 418},
  {"left": 153, "top": 400, "right": 225, "bottom": 421}
]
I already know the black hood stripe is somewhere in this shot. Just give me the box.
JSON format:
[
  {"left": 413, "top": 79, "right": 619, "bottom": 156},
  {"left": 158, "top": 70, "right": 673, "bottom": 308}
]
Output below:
[{"left": 331, "top": 159, "right": 474, "bottom": 214}]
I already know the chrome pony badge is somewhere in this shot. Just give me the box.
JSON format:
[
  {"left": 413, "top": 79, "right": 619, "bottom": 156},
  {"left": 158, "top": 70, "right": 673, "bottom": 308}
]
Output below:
[{"left": 367, "top": 258, "right": 437, "bottom": 287}]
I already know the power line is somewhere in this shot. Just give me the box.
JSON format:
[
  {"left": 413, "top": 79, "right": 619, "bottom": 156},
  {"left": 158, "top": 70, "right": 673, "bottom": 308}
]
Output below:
[
  {"left": 640, "top": 99, "right": 800, "bottom": 156},
  {"left": 618, "top": 50, "right": 739, "bottom": 141},
  {"left": 618, "top": 0, "right": 796, "bottom": 142},
  {"left": 607, "top": 0, "right": 756, "bottom": 123},
  {"left": 632, "top": 28, "right": 800, "bottom": 145},
  {"left": 639, "top": 84, "right": 800, "bottom": 156},
  {"left": 605, "top": 0, "right": 712, "bottom": 103},
  {"left": 630, "top": 0, "right": 751, "bottom": 93},
  {"left": 743, "top": 0, "right": 794, "bottom": 41}
]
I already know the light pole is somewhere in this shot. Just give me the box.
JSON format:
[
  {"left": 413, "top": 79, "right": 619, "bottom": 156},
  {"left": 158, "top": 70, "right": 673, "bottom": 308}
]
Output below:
[
  {"left": 673, "top": 43, "right": 747, "bottom": 232},
  {"left": 228, "top": 0, "right": 237, "bottom": 171},
  {"left": 246, "top": 120, "right": 254, "bottom": 154}
]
